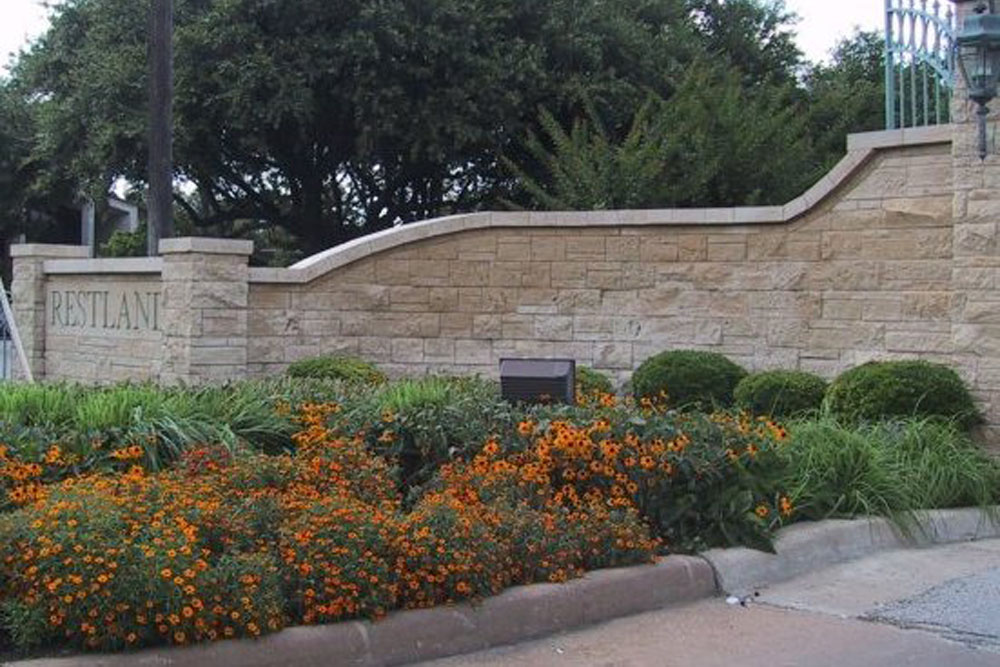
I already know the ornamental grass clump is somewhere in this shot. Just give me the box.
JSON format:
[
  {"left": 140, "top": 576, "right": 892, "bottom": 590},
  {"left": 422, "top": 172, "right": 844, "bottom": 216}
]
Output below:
[{"left": 780, "top": 416, "right": 1000, "bottom": 522}]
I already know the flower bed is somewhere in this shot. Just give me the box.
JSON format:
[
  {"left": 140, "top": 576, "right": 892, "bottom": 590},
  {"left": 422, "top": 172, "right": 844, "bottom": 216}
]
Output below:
[
  {"left": 0, "top": 396, "right": 791, "bottom": 654},
  {"left": 1, "top": 372, "right": 996, "bottom": 658}
]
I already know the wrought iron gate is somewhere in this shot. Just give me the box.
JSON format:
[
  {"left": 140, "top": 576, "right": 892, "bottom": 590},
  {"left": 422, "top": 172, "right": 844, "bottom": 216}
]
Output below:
[{"left": 885, "top": 0, "right": 956, "bottom": 129}]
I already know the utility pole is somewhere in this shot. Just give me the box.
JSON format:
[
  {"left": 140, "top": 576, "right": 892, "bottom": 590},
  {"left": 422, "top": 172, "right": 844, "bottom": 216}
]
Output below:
[{"left": 148, "top": 0, "right": 174, "bottom": 255}]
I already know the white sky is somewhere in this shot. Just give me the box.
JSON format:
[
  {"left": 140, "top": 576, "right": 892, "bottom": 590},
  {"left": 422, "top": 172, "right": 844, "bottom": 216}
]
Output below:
[{"left": 0, "top": 0, "right": 887, "bottom": 74}]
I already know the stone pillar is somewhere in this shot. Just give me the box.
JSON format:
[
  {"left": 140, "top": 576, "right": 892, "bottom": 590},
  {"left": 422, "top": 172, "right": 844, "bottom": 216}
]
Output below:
[
  {"left": 9, "top": 244, "right": 90, "bottom": 380},
  {"left": 951, "top": 0, "right": 1000, "bottom": 436},
  {"left": 159, "top": 238, "right": 253, "bottom": 384}
]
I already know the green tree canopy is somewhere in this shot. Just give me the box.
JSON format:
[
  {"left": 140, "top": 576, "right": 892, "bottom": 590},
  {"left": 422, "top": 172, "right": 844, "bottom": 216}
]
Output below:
[{"left": 0, "top": 0, "right": 887, "bottom": 257}]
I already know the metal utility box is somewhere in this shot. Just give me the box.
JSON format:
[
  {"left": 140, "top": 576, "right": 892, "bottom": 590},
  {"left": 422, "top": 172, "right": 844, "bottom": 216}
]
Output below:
[{"left": 499, "top": 358, "right": 576, "bottom": 405}]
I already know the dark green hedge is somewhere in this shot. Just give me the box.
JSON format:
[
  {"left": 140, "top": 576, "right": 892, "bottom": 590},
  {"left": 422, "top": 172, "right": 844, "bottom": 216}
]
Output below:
[
  {"left": 826, "top": 360, "right": 980, "bottom": 428},
  {"left": 734, "top": 370, "right": 827, "bottom": 419},
  {"left": 631, "top": 350, "right": 747, "bottom": 409}
]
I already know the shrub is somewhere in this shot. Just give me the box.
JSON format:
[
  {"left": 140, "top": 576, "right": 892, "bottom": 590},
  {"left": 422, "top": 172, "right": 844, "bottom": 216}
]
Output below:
[
  {"left": 337, "top": 376, "right": 517, "bottom": 498},
  {"left": 286, "top": 356, "right": 386, "bottom": 385},
  {"left": 575, "top": 366, "right": 615, "bottom": 399},
  {"left": 734, "top": 370, "right": 827, "bottom": 419},
  {"left": 826, "top": 361, "right": 980, "bottom": 428},
  {"left": 631, "top": 350, "right": 747, "bottom": 409}
]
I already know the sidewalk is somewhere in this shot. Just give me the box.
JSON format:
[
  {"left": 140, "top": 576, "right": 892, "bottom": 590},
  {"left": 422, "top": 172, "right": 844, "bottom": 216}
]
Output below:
[{"left": 418, "top": 539, "right": 1000, "bottom": 667}]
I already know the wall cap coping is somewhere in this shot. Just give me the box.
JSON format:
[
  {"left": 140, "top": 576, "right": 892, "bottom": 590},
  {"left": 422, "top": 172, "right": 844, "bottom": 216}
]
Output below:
[
  {"left": 10, "top": 244, "right": 90, "bottom": 260},
  {"left": 254, "top": 125, "right": 950, "bottom": 285},
  {"left": 43, "top": 258, "right": 163, "bottom": 275},
  {"left": 845, "top": 124, "right": 952, "bottom": 151},
  {"left": 159, "top": 237, "right": 254, "bottom": 256}
]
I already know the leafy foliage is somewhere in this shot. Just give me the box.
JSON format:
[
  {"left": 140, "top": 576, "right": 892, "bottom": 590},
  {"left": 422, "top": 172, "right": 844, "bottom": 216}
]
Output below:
[
  {"left": 575, "top": 366, "right": 615, "bottom": 399},
  {"left": 826, "top": 361, "right": 981, "bottom": 429},
  {"left": 780, "top": 417, "right": 1000, "bottom": 522},
  {"left": 338, "top": 376, "right": 516, "bottom": 499},
  {"left": 285, "top": 356, "right": 386, "bottom": 385},
  {"left": 734, "top": 370, "right": 827, "bottom": 420},
  {"left": 802, "top": 30, "right": 886, "bottom": 171},
  {"left": 631, "top": 349, "right": 748, "bottom": 410},
  {"left": 2, "top": 0, "right": 886, "bottom": 254}
]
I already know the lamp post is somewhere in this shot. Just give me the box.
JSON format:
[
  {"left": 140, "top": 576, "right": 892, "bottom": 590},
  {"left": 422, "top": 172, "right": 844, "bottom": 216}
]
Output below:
[{"left": 956, "top": 1, "right": 1000, "bottom": 159}]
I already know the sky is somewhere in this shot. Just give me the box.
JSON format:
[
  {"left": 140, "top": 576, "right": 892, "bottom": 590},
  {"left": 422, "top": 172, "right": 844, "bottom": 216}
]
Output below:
[{"left": 0, "top": 0, "right": 886, "bottom": 75}]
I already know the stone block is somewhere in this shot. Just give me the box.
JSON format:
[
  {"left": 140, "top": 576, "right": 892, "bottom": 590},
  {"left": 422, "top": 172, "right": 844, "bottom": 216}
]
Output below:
[
  {"left": 424, "top": 338, "right": 455, "bottom": 362},
  {"left": 885, "top": 331, "right": 954, "bottom": 354},
  {"left": 530, "top": 237, "right": 566, "bottom": 261},
  {"left": 605, "top": 236, "right": 640, "bottom": 261},
  {"left": 565, "top": 236, "right": 606, "bottom": 260},
  {"left": 428, "top": 287, "right": 459, "bottom": 312},
  {"left": 707, "top": 241, "right": 747, "bottom": 262},
  {"left": 529, "top": 315, "right": 571, "bottom": 341},
  {"left": 440, "top": 312, "right": 473, "bottom": 337},
  {"left": 391, "top": 338, "right": 425, "bottom": 362},
  {"left": 450, "top": 261, "right": 491, "bottom": 287},
  {"left": 551, "top": 263, "right": 588, "bottom": 288},
  {"left": 677, "top": 235, "right": 707, "bottom": 261},
  {"left": 501, "top": 314, "right": 534, "bottom": 339},
  {"left": 489, "top": 262, "right": 526, "bottom": 287},
  {"left": 522, "top": 262, "right": 551, "bottom": 287},
  {"left": 594, "top": 342, "right": 633, "bottom": 369},
  {"left": 455, "top": 339, "right": 493, "bottom": 365},
  {"left": 390, "top": 286, "right": 430, "bottom": 305}
]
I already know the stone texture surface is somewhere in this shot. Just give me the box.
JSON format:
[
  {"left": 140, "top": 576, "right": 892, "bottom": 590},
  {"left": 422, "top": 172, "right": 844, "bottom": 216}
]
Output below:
[{"left": 242, "top": 142, "right": 980, "bottom": 413}]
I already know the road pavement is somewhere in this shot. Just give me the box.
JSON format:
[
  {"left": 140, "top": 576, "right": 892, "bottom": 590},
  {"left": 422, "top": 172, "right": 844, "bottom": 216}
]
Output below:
[{"left": 418, "top": 539, "right": 1000, "bottom": 667}]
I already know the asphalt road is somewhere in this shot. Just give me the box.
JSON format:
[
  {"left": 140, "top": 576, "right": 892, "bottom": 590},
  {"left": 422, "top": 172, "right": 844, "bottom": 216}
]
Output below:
[{"left": 419, "top": 539, "right": 1000, "bottom": 667}]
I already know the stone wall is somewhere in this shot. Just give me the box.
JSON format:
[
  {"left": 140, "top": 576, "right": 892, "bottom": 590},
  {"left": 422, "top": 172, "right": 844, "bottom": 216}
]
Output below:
[{"left": 246, "top": 133, "right": 959, "bottom": 392}]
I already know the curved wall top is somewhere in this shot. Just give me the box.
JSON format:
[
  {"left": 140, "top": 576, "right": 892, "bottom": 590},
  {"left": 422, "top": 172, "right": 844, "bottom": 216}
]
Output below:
[{"left": 248, "top": 125, "right": 953, "bottom": 286}]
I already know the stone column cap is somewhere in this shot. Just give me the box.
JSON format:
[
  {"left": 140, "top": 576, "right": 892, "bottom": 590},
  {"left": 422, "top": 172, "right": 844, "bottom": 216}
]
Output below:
[
  {"left": 159, "top": 237, "right": 254, "bottom": 256},
  {"left": 10, "top": 244, "right": 90, "bottom": 259}
]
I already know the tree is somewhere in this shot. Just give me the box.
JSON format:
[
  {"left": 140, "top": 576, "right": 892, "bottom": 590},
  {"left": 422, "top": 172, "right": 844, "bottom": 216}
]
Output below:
[
  {"left": 803, "top": 30, "right": 885, "bottom": 171},
  {"left": 9, "top": 0, "right": 703, "bottom": 256},
  {"left": 505, "top": 62, "right": 815, "bottom": 211},
  {"left": 1, "top": 1, "right": 890, "bottom": 256}
]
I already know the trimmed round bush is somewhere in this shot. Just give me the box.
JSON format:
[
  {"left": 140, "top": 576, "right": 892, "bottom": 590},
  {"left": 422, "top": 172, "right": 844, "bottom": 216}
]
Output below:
[
  {"left": 734, "top": 370, "right": 827, "bottom": 419},
  {"left": 286, "top": 355, "right": 387, "bottom": 385},
  {"left": 826, "top": 360, "right": 980, "bottom": 428},
  {"left": 631, "top": 350, "right": 747, "bottom": 409},
  {"left": 576, "top": 366, "right": 614, "bottom": 397}
]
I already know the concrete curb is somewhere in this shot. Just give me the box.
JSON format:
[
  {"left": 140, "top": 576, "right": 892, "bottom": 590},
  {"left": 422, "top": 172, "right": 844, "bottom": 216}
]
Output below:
[
  {"left": 12, "top": 508, "right": 998, "bottom": 667},
  {"left": 701, "top": 507, "right": 1000, "bottom": 596},
  {"left": 13, "top": 556, "right": 715, "bottom": 667}
]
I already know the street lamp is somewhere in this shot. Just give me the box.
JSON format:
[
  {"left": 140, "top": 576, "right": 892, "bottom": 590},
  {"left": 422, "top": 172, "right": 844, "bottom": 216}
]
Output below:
[{"left": 956, "top": 1, "right": 1000, "bottom": 159}]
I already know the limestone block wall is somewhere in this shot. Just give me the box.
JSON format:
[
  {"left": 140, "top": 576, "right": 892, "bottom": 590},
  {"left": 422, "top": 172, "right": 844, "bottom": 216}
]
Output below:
[{"left": 246, "top": 128, "right": 963, "bottom": 399}]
